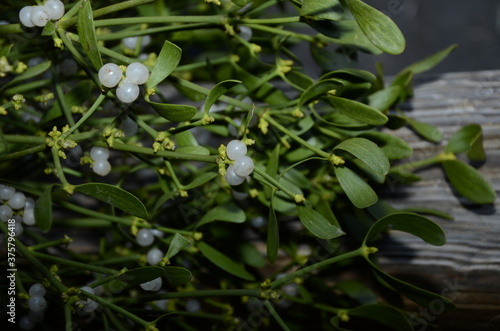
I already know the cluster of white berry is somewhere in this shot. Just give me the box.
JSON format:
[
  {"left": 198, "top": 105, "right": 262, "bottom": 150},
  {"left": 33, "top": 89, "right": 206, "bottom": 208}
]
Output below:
[
  {"left": 19, "top": 283, "right": 47, "bottom": 330},
  {"left": 90, "top": 146, "right": 111, "bottom": 177},
  {"left": 225, "top": 140, "right": 254, "bottom": 186},
  {"left": 0, "top": 185, "right": 36, "bottom": 235},
  {"left": 76, "top": 286, "right": 99, "bottom": 313},
  {"left": 19, "top": 1, "right": 65, "bottom": 28},
  {"left": 98, "top": 62, "right": 149, "bottom": 103}
]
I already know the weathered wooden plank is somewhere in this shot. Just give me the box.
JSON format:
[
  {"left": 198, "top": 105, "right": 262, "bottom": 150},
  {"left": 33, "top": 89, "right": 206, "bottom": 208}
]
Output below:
[{"left": 378, "top": 70, "right": 500, "bottom": 330}]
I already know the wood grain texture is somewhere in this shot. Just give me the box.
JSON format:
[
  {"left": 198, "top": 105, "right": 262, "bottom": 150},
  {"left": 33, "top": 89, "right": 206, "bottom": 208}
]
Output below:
[{"left": 376, "top": 70, "right": 500, "bottom": 330}]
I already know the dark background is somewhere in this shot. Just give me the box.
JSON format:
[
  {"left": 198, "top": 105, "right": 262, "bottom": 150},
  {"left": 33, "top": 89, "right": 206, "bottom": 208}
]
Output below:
[{"left": 357, "top": 0, "right": 500, "bottom": 75}]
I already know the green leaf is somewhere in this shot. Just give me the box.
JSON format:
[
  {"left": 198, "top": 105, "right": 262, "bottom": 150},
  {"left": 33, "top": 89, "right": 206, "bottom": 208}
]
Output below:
[
  {"left": 147, "top": 40, "right": 182, "bottom": 89},
  {"left": 164, "top": 266, "right": 192, "bottom": 286},
  {"left": 296, "top": 202, "right": 345, "bottom": 239},
  {"left": 299, "top": 79, "right": 343, "bottom": 107},
  {"left": 400, "top": 207, "right": 454, "bottom": 220},
  {"left": 334, "top": 281, "right": 377, "bottom": 305},
  {"left": 197, "top": 203, "right": 246, "bottom": 228},
  {"left": 359, "top": 131, "right": 413, "bottom": 160},
  {"left": 197, "top": 242, "right": 255, "bottom": 280},
  {"left": 329, "top": 96, "right": 388, "bottom": 125},
  {"left": 238, "top": 242, "right": 266, "bottom": 268},
  {"left": 345, "top": 0, "right": 405, "bottom": 55},
  {"left": 0, "top": 44, "right": 13, "bottom": 57},
  {"left": 74, "top": 183, "right": 148, "bottom": 218},
  {"left": 35, "top": 184, "right": 58, "bottom": 233},
  {"left": 348, "top": 304, "right": 414, "bottom": 331},
  {"left": 321, "top": 69, "right": 376, "bottom": 85},
  {"left": 442, "top": 160, "right": 496, "bottom": 204},
  {"left": 285, "top": 70, "right": 315, "bottom": 90},
  {"left": 406, "top": 117, "right": 443, "bottom": 143},
  {"left": 182, "top": 172, "right": 218, "bottom": 190},
  {"left": 77, "top": 1, "right": 102, "bottom": 70},
  {"left": 300, "top": 0, "right": 344, "bottom": 21},
  {"left": 0, "top": 61, "right": 52, "bottom": 93},
  {"left": 267, "top": 199, "right": 279, "bottom": 263},
  {"left": 445, "top": 124, "right": 485, "bottom": 161},
  {"left": 367, "top": 85, "right": 401, "bottom": 112},
  {"left": 166, "top": 233, "right": 191, "bottom": 259},
  {"left": 334, "top": 166, "right": 378, "bottom": 208},
  {"left": 204, "top": 80, "right": 241, "bottom": 114},
  {"left": 389, "top": 70, "right": 414, "bottom": 102},
  {"left": 41, "top": 20, "right": 55, "bottom": 36},
  {"left": 147, "top": 100, "right": 197, "bottom": 122},
  {"left": 334, "top": 137, "right": 390, "bottom": 175},
  {"left": 401, "top": 44, "right": 458, "bottom": 75},
  {"left": 118, "top": 266, "right": 166, "bottom": 285},
  {"left": 149, "top": 191, "right": 177, "bottom": 219},
  {"left": 363, "top": 212, "right": 446, "bottom": 246}
]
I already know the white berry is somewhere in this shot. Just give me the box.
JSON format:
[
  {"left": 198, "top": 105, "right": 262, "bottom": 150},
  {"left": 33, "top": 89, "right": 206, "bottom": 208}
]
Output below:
[
  {"left": 225, "top": 165, "right": 246, "bottom": 186},
  {"left": 98, "top": 63, "right": 122, "bottom": 88},
  {"left": 8, "top": 191, "right": 26, "bottom": 210},
  {"left": 147, "top": 248, "right": 163, "bottom": 265},
  {"left": 140, "top": 277, "right": 162, "bottom": 291},
  {"left": 116, "top": 80, "right": 140, "bottom": 103},
  {"left": 233, "top": 156, "right": 254, "bottom": 177},
  {"left": 90, "top": 146, "right": 109, "bottom": 161},
  {"left": 185, "top": 299, "right": 201, "bottom": 312},
  {"left": 29, "top": 283, "right": 46, "bottom": 297},
  {"left": 123, "top": 35, "right": 151, "bottom": 50},
  {"left": 14, "top": 221, "right": 24, "bottom": 236},
  {"left": 19, "top": 6, "right": 35, "bottom": 28},
  {"left": 119, "top": 117, "right": 138, "bottom": 137},
  {"left": 0, "top": 205, "right": 13, "bottom": 222},
  {"left": 24, "top": 197, "right": 36, "bottom": 209},
  {"left": 30, "top": 6, "right": 50, "bottom": 27},
  {"left": 226, "top": 140, "right": 247, "bottom": 160},
  {"left": 23, "top": 208, "right": 36, "bottom": 225},
  {"left": 126, "top": 62, "right": 149, "bottom": 85},
  {"left": 136, "top": 228, "right": 154, "bottom": 247},
  {"left": 92, "top": 160, "right": 112, "bottom": 176},
  {"left": 28, "top": 296, "right": 47, "bottom": 312},
  {"left": 82, "top": 299, "right": 99, "bottom": 313},
  {"left": 43, "top": 0, "right": 65, "bottom": 20},
  {"left": 0, "top": 184, "right": 15, "bottom": 200},
  {"left": 238, "top": 26, "right": 252, "bottom": 41}
]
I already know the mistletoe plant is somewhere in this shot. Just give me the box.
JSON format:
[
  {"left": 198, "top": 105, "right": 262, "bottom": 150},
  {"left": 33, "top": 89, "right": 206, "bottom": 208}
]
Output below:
[{"left": 0, "top": 0, "right": 496, "bottom": 330}]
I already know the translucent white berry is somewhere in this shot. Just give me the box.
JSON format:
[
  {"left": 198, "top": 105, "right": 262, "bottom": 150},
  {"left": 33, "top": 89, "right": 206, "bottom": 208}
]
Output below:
[
  {"left": 43, "top": 0, "right": 65, "bottom": 20},
  {"left": 92, "top": 160, "right": 112, "bottom": 176},
  {"left": 140, "top": 277, "right": 162, "bottom": 291},
  {"left": 250, "top": 216, "right": 267, "bottom": 228},
  {"left": 80, "top": 286, "right": 94, "bottom": 295},
  {"left": 185, "top": 298, "right": 201, "bottom": 312},
  {"left": 126, "top": 62, "right": 149, "bottom": 85},
  {"left": 119, "top": 117, "right": 138, "bottom": 137},
  {"left": 14, "top": 221, "right": 24, "bottom": 236},
  {"left": 82, "top": 299, "right": 99, "bottom": 313},
  {"left": 225, "top": 165, "right": 246, "bottom": 186},
  {"left": 19, "top": 315, "right": 34, "bottom": 330},
  {"left": 8, "top": 191, "right": 26, "bottom": 210},
  {"left": 0, "top": 184, "right": 15, "bottom": 200},
  {"left": 30, "top": 6, "right": 50, "bottom": 27},
  {"left": 226, "top": 140, "right": 247, "bottom": 160},
  {"left": 90, "top": 146, "right": 109, "bottom": 161},
  {"left": 136, "top": 228, "right": 154, "bottom": 247},
  {"left": 98, "top": 63, "right": 122, "bottom": 88},
  {"left": 147, "top": 248, "right": 163, "bottom": 265},
  {"left": 116, "top": 80, "right": 140, "bottom": 103},
  {"left": 123, "top": 35, "right": 151, "bottom": 50},
  {"left": 25, "top": 197, "right": 36, "bottom": 209},
  {"left": 28, "top": 295, "right": 47, "bottom": 312},
  {"left": 19, "top": 6, "right": 35, "bottom": 28},
  {"left": 233, "top": 156, "right": 254, "bottom": 177},
  {"left": 0, "top": 205, "right": 13, "bottom": 222},
  {"left": 238, "top": 26, "right": 252, "bottom": 41},
  {"left": 29, "top": 283, "right": 46, "bottom": 297},
  {"left": 23, "top": 208, "right": 35, "bottom": 226}
]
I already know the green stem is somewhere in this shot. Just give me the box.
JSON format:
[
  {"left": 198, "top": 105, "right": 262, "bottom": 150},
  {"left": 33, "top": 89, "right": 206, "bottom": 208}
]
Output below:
[
  {"left": 390, "top": 155, "right": 442, "bottom": 173},
  {"left": 61, "top": 93, "right": 108, "bottom": 139},
  {"left": 54, "top": 80, "right": 76, "bottom": 127},
  {"left": 264, "top": 114, "right": 330, "bottom": 158},
  {"left": 0, "top": 144, "right": 46, "bottom": 163},
  {"left": 28, "top": 236, "right": 71, "bottom": 251},
  {"left": 97, "top": 23, "right": 213, "bottom": 42},
  {"left": 238, "top": 17, "right": 301, "bottom": 25},
  {"left": 253, "top": 166, "right": 298, "bottom": 200},
  {"left": 241, "top": 23, "right": 315, "bottom": 42},
  {"left": 2, "top": 79, "right": 52, "bottom": 96},
  {"left": 51, "top": 146, "right": 71, "bottom": 188},
  {"left": 135, "top": 288, "right": 261, "bottom": 302},
  {"left": 2, "top": 135, "right": 45, "bottom": 144},
  {"left": 270, "top": 247, "right": 364, "bottom": 289},
  {"left": 59, "top": 0, "right": 157, "bottom": 29},
  {"left": 31, "top": 251, "right": 117, "bottom": 275},
  {"left": 263, "top": 300, "right": 291, "bottom": 331},
  {"left": 93, "top": 15, "right": 224, "bottom": 27}
]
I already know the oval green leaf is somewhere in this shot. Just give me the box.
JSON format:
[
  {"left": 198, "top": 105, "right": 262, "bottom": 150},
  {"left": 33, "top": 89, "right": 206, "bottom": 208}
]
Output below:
[
  {"left": 334, "top": 166, "right": 378, "bottom": 208},
  {"left": 147, "top": 100, "right": 197, "bottom": 122},
  {"left": 74, "top": 183, "right": 148, "bottom": 218},
  {"left": 442, "top": 160, "right": 496, "bottom": 204},
  {"left": 164, "top": 266, "right": 192, "bottom": 286},
  {"left": 359, "top": 131, "right": 413, "bottom": 160},
  {"left": 367, "top": 85, "right": 401, "bottom": 112},
  {"left": 299, "top": 79, "right": 343, "bottom": 107},
  {"left": 204, "top": 79, "right": 241, "bottom": 114},
  {"left": 183, "top": 172, "right": 218, "bottom": 190},
  {"left": 197, "top": 242, "right": 255, "bottom": 281},
  {"left": 334, "top": 137, "right": 390, "bottom": 175},
  {"left": 166, "top": 233, "right": 191, "bottom": 259},
  {"left": 345, "top": 0, "right": 405, "bottom": 55},
  {"left": 329, "top": 96, "right": 388, "bottom": 125},
  {"left": 197, "top": 203, "right": 246, "bottom": 228},
  {"left": 267, "top": 198, "right": 279, "bottom": 263},
  {"left": 406, "top": 117, "right": 443, "bottom": 143},
  {"left": 118, "top": 266, "right": 165, "bottom": 285},
  {"left": 147, "top": 40, "right": 182, "bottom": 89},
  {"left": 401, "top": 44, "right": 458, "bottom": 75},
  {"left": 445, "top": 124, "right": 485, "bottom": 161},
  {"left": 77, "top": 1, "right": 102, "bottom": 70},
  {"left": 0, "top": 61, "right": 52, "bottom": 93},
  {"left": 296, "top": 202, "right": 345, "bottom": 239},
  {"left": 300, "top": 0, "right": 344, "bottom": 21}
]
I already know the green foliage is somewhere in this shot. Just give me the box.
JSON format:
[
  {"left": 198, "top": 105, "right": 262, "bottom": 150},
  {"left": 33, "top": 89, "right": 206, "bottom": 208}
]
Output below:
[{"left": 0, "top": 0, "right": 493, "bottom": 330}]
